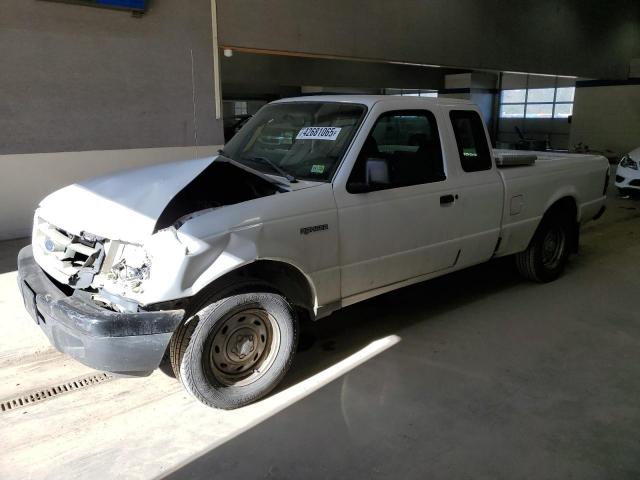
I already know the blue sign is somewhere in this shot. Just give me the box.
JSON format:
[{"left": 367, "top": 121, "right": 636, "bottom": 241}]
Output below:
[
  {"left": 96, "top": 0, "right": 146, "bottom": 10},
  {"left": 42, "top": 0, "right": 148, "bottom": 13}
]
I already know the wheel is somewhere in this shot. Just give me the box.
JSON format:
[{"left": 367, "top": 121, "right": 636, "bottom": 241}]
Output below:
[
  {"left": 170, "top": 288, "right": 298, "bottom": 409},
  {"left": 516, "top": 213, "right": 572, "bottom": 283}
]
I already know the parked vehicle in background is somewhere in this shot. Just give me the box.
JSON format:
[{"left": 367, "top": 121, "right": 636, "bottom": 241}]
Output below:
[
  {"left": 18, "top": 96, "right": 609, "bottom": 409},
  {"left": 615, "top": 147, "right": 640, "bottom": 196}
]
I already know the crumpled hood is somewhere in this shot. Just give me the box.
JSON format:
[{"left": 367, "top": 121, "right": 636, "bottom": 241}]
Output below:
[
  {"left": 37, "top": 155, "right": 287, "bottom": 245},
  {"left": 38, "top": 157, "right": 215, "bottom": 244}
]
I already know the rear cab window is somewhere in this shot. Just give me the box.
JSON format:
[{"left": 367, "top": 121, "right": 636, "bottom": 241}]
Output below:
[{"left": 449, "top": 110, "right": 493, "bottom": 172}]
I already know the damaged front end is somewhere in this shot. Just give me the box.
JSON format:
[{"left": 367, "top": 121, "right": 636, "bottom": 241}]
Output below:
[
  {"left": 91, "top": 241, "right": 153, "bottom": 312},
  {"left": 20, "top": 156, "right": 293, "bottom": 375},
  {"left": 33, "top": 217, "right": 154, "bottom": 313},
  {"left": 31, "top": 156, "right": 287, "bottom": 314},
  {"left": 32, "top": 217, "right": 106, "bottom": 289}
]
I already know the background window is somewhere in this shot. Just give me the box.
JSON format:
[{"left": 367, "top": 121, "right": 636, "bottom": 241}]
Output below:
[
  {"left": 553, "top": 103, "right": 573, "bottom": 118},
  {"left": 450, "top": 110, "right": 492, "bottom": 172},
  {"left": 526, "top": 88, "right": 555, "bottom": 103},
  {"left": 501, "top": 89, "right": 526, "bottom": 104},
  {"left": 526, "top": 103, "right": 553, "bottom": 119},
  {"left": 384, "top": 88, "right": 438, "bottom": 98},
  {"left": 347, "top": 110, "right": 445, "bottom": 191},
  {"left": 499, "top": 104, "right": 526, "bottom": 118},
  {"left": 233, "top": 101, "right": 248, "bottom": 116},
  {"left": 555, "top": 87, "right": 576, "bottom": 103},
  {"left": 499, "top": 78, "right": 575, "bottom": 119}
]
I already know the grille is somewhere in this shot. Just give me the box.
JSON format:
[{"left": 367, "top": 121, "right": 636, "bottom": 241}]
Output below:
[
  {"left": 0, "top": 373, "right": 112, "bottom": 413},
  {"left": 33, "top": 219, "right": 103, "bottom": 286},
  {"left": 630, "top": 180, "right": 640, "bottom": 187}
]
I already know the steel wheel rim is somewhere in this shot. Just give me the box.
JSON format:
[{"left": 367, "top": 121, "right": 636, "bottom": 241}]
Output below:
[
  {"left": 207, "top": 308, "right": 280, "bottom": 387},
  {"left": 541, "top": 227, "right": 566, "bottom": 269}
]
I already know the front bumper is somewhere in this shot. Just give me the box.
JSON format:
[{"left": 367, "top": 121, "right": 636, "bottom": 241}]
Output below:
[
  {"left": 17, "top": 246, "right": 184, "bottom": 375},
  {"left": 615, "top": 166, "right": 640, "bottom": 191}
]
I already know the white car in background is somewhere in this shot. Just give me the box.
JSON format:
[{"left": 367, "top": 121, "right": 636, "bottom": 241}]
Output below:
[{"left": 615, "top": 147, "right": 640, "bottom": 195}]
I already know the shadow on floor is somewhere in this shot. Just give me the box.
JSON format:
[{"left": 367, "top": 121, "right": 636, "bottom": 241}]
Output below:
[
  {"left": 279, "top": 256, "right": 521, "bottom": 393},
  {"left": 0, "top": 238, "right": 29, "bottom": 275}
]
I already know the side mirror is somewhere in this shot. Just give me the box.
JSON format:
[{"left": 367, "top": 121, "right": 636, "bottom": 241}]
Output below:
[
  {"left": 365, "top": 157, "right": 390, "bottom": 188},
  {"left": 347, "top": 157, "right": 391, "bottom": 193}
]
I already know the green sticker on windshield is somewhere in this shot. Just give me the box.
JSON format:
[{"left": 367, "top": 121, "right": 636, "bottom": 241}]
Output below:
[{"left": 311, "top": 164, "right": 325, "bottom": 174}]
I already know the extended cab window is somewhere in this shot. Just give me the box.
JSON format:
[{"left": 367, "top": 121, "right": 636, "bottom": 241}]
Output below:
[
  {"left": 347, "top": 110, "right": 445, "bottom": 192},
  {"left": 449, "top": 110, "right": 492, "bottom": 172}
]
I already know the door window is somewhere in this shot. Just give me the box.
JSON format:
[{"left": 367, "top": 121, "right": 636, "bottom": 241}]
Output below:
[
  {"left": 347, "top": 110, "right": 445, "bottom": 192},
  {"left": 449, "top": 110, "right": 492, "bottom": 172}
]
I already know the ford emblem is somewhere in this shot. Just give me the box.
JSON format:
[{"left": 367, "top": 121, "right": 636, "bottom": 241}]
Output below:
[{"left": 44, "top": 238, "right": 56, "bottom": 252}]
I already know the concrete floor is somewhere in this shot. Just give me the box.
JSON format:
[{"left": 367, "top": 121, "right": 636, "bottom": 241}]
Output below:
[{"left": 1, "top": 186, "right": 639, "bottom": 479}]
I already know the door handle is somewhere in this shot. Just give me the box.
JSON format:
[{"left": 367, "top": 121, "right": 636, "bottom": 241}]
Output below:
[{"left": 440, "top": 194, "right": 456, "bottom": 205}]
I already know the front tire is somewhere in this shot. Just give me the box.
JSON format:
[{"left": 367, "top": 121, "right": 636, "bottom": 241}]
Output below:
[
  {"left": 516, "top": 213, "right": 572, "bottom": 283},
  {"left": 170, "top": 290, "right": 298, "bottom": 409}
]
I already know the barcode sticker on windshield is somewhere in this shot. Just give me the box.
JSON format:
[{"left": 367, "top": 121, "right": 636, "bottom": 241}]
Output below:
[{"left": 296, "top": 127, "right": 342, "bottom": 141}]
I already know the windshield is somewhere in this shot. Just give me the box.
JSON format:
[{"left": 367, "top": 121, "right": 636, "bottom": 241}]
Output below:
[{"left": 222, "top": 102, "right": 367, "bottom": 182}]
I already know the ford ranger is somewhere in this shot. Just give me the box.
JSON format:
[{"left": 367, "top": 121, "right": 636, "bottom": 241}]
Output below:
[{"left": 17, "top": 96, "right": 609, "bottom": 409}]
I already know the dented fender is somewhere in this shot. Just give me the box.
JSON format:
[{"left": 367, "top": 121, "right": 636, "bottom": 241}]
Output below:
[{"left": 139, "top": 223, "right": 319, "bottom": 312}]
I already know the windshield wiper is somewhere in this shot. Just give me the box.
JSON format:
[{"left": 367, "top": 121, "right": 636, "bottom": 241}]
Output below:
[
  {"left": 218, "top": 150, "right": 298, "bottom": 184},
  {"left": 242, "top": 156, "right": 298, "bottom": 183}
]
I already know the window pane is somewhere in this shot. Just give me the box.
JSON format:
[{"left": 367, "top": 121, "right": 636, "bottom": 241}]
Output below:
[
  {"left": 449, "top": 110, "right": 492, "bottom": 173},
  {"left": 525, "top": 103, "right": 553, "bottom": 118},
  {"left": 554, "top": 103, "right": 573, "bottom": 118},
  {"left": 527, "top": 88, "right": 555, "bottom": 103},
  {"left": 501, "top": 89, "right": 526, "bottom": 103},
  {"left": 555, "top": 87, "right": 575, "bottom": 102},
  {"left": 500, "top": 104, "right": 525, "bottom": 118},
  {"left": 224, "top": 102, "right": 366, "bottom": 182},
  {"left": 234, "top": 101, "right": 248, "bottom": 116},
  {"left": 347, "top": 110, "right": 445, "bottom": 191}
]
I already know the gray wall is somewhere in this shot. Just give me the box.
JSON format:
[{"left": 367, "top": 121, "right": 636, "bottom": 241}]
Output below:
[
  {"left": 569, "top": 83, "right": 640, "bottom": 155},
  {"left": 221, "top": 52, "right": 448, "bottom": 99},
  {"left": 217, "top": 0, "right": 640, "bottom": 80},
  {"left": 0, "top": 0, "right": 223, "bottom": 155}
]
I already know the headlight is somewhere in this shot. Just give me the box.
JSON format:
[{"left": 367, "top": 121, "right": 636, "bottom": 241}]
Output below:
[
  {"left": 620, "top": 154, "right": 638, "bottom": 170},
  {"left": 104, "top": 243, "right": 151, "bottom": 294}
]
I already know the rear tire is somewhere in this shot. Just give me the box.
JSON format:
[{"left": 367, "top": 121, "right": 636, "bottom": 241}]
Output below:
[
  {"left": 516, "top": 213, "right": 572, "bottom": 283},
  {"left": 170, "top": 288, "right": 298, "bottom": 409}
]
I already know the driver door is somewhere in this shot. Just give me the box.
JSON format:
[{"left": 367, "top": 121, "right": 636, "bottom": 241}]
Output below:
[{"left": 333, "top": 108, "right": 461, "bottom": 300}]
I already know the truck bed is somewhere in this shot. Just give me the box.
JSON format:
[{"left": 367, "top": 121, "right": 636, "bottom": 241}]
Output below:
[{"left": 494, "top": 150, "right": 609, "bottom": 257}]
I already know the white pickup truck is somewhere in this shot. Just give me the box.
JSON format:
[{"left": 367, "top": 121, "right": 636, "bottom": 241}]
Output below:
[{"left": 18, "top": 96, "right": 609, "bottom": 409}]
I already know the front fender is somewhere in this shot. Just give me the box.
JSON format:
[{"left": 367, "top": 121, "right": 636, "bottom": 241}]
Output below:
[{"left": 152, "top": 224, "right": 319, "bottom": 314}]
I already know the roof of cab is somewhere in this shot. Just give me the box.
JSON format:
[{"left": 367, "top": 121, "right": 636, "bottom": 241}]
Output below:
[{"left": 273, "top": 94, "right": 475, "bottom": 108}]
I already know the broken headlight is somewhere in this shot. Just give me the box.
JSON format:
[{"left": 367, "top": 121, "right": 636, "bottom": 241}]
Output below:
[
  {"left": 620, "top": 154, "right": 638, "bottom": 170},
  {"left": 103, "top": 243, "right": 151, "bottom": 294}
]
